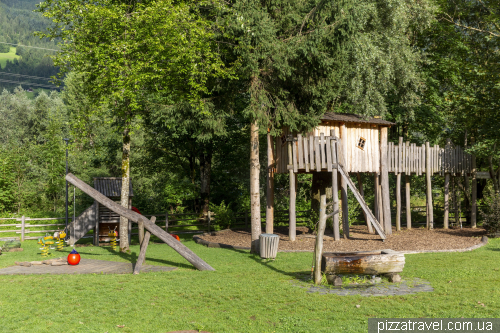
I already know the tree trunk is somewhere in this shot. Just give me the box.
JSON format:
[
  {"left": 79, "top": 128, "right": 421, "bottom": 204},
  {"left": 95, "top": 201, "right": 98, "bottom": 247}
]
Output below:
[
  {"left": 199, "top": 150, "right": 212, "bottom": 215},
  {"left": 120, "top": 124, "right": 131, "bottom": 252},
  {"left": 250, "top": 121, "right": 261, "bottom": 253},
  {"left": 311, "top": 172, "right": 332, "bottom": 216}
]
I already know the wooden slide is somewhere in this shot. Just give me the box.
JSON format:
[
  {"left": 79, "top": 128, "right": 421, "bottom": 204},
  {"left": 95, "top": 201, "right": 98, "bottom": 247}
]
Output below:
[{"left": 66, "top": 173, "right": 215, "bottom": 271}]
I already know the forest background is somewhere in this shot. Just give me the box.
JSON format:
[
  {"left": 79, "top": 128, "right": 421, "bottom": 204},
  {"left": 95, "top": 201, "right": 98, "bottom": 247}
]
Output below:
[{"left": 0, "top": 0, "right": 499, "bottom": 231}]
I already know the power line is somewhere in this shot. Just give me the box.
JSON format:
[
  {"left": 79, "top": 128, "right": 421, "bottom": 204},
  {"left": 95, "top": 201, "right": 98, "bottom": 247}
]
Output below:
[
  {"left": 0, "top": 72, "right": 54, "bottom": 81},
  {"left": 0, "top": 78, "right": 61, "bottom": 89},
  {"left": 0, "top": 42, "right": 59, "bottom": 52}
]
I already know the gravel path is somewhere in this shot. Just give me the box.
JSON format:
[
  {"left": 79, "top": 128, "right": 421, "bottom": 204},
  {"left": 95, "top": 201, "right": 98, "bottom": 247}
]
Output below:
[{"left": 197, "top": 226, "right": 487, "bottom": 252}]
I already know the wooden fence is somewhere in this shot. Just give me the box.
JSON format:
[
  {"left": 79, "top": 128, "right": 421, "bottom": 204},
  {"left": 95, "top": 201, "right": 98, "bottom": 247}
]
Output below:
[
  {"left": 0, "top": 217, "right": 72, "bottom": 241},
  {"left": 0, "top": 210, "right": 311, "bottom": 241}
]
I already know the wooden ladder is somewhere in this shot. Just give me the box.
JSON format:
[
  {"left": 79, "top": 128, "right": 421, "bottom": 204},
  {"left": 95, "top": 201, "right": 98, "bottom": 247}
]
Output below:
[{"left": 334, "top": 137, "right": 386, "bottom": 241}]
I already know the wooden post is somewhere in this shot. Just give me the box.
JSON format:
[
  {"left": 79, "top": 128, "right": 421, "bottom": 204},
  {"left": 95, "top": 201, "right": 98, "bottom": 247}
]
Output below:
[
  {"left": 94, "top": 201, "right": 100, "bottom": 246},
  {"left": 380, "top": 127, "right": 392, "bottom": 234},
  {"left": 21, "top": 215, "right": 25, "bottom": 242},
  {"left": 396, "top": 137, "right": 403, "bottom": 231},
  {"left": 453, "top": 176, "right": 460, "bottom": 227},
  {"left": 134, "top": 216, "right": 156, "bottom": 275},
  {"left": 138, "top": 219, "right": 144, "bottom": 246},
  {"left": 266, "top": 132, "right": 275, "bottom": 234},
  {"left": 374, "top": 173, "right": 384, "bottom": 232},
  {"left": 288, "top": 136, "right": 296, "bottom": 241},
  {"left": 314, "top": 181, "right": 327, "bottom": 285},
  {"left": 357, "top": 173, "right": 372, "bottom": 233},
  {"left": 165, "top": 211, "right": 169, "bottom": 233},
  {"left": 426, "top": 142, "right": 434, "bottom": 229},
  {"left": 405, "top": 142, "right": 411, "bottom": 229},
  {"left": 444, "top": 173, "right": 450, "bottom": 229},
  {"left": 471, "top": 149, "right": 477, "bottom": 228},
  {"left": 331, "top": 130, "right": 340, "bottom": 241}
]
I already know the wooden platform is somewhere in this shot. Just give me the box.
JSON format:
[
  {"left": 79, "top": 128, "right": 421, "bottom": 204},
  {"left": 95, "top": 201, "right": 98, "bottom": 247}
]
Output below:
[{"left": 0, "top": 259, "right": 177, "bottom": 275}]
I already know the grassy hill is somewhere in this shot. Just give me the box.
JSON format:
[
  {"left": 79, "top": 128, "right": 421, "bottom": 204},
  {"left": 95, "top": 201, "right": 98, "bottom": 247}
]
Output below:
[{"left": 0, "top": 46, "right": 20, "bottom": 68}]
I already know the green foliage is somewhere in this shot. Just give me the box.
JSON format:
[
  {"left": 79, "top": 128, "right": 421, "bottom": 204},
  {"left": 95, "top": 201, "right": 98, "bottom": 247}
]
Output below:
[
  {"left": 210, "top": 200, "right": 235, "bottom": 230},
  {"left": 480, "top": 191, "right": 500, "bottom": 234},
  {"left": 0, "top": 151, "right": 15, "bottom": 212}
]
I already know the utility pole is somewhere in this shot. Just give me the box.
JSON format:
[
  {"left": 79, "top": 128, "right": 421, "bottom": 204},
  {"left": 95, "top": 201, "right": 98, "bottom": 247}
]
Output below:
[{"left": 63, "top": 138, "right": 70, "bottom": 235}]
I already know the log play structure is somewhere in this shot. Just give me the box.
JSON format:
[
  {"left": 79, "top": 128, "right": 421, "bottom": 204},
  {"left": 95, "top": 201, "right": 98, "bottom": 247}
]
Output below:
[
  {"left": 267, "top": 113, "right": 481, "bottom": 241},
  {"left": 65, "top": 173, "right": 215, "bottom": 272}
]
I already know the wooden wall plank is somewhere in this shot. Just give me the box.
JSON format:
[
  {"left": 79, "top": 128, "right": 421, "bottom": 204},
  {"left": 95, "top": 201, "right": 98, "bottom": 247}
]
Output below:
[
  {"left": 321, "top": 133, "right": 327, "bottom": 169},
  {"left": 309, "top": 134, "right": 315, "bottom": 170},
  {"left": 304, "top": 136, "right": 310, "bottom": 172},
  {"left": 298, "top": 134, "right": 304, "bottom": 169}
]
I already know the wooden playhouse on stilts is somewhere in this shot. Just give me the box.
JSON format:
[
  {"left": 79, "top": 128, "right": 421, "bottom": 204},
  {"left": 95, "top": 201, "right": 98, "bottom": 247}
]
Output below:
[
  {"left": 266, "top": 112, "right": 479, "bottom": 243},
  {"left": 268, "top": 113, "right": 394, "bottom": 242}
]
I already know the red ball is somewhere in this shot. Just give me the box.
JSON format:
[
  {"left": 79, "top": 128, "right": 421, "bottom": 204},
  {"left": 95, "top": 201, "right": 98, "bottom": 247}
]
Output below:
[{"left": 68, "top": 253, "right": 81, "bottom": 265}]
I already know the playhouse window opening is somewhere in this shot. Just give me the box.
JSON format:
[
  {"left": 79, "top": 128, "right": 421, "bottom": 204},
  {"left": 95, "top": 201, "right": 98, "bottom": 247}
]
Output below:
[{"left": 357, "top": 137, "right": 366, "bottom": 150}]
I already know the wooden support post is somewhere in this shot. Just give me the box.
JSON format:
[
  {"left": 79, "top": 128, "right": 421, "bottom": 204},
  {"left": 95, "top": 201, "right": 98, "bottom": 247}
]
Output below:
[
  {"left": 21, "top": 215, "right": 25, "bottom": 242},
  {"left": 93, "top": 201, "right": 99, "bottom": 246},
  {"left": 396, "top": 137, "right": 403, "bottom": 231},
  {"left": 331, "top": 131, "right": 340, "bottom": 241},
  {"left": 138, "top": 219, "right": 144, "bottom": 246},
  {"left": 405, "top": 142, "right": 411, "bottom": 229},
  {"left": 165, "top": 211, "right": 169, "bottom": 233},
  {"left": 314, "top": 182, "right": 327, "bottom": 285},
  {"left": 341, "top": 174, "right": 349, "bottom": 238},
  {"left": 357, "top": 173, "right": 372, "bottom": 233},
  {"left": 288, "top": 137, "right": 296, "bottom": 241},
  {"left": 66, "top": 173, "right": 215, "bottom": 271},
  {"left": 453, "top": 176, "right": 459, "bottom": 227},
  {"left": 289, "top": 170, "right": 296, "bottom": 241},
  {"left": 471, "top": 147, "right": 477, "bottom": 228},
  {"left": 374, "top": 173, "right": 384, "bottom": 232},
  {"left": 426, "top": 142, "right": 434, "bottom": 229},
  {"left": 134, "top": 216, "right": 156, "bottom": 275},
  {"left": 444, "top": 173, "right": 450, "bottom": 229},
  {"left": 380, "top": 127, "right": 391, "bottom": 234},
  {"left": 266, "top": 132, "right": 275, "bottom": 234}
]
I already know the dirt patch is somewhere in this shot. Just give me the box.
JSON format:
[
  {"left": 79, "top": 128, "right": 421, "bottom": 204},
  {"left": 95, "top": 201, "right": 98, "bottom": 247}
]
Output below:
[{"left": 197, "top": 226, "right": 487, "bottom": 252}]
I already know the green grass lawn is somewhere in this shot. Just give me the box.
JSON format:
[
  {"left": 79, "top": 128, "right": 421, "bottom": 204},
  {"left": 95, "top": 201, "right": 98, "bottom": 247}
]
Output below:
[
  {"left": 0, "top": 47, "right": 20, "bottom": 68},
  {"left": 0, "top": 236, "right": 499, "bottom": 332}
]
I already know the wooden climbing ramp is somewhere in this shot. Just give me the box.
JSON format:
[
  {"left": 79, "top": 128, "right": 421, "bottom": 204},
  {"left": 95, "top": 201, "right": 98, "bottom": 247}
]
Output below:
[{"left": 65, "top": 173, "right": 215, "bottom": 271}]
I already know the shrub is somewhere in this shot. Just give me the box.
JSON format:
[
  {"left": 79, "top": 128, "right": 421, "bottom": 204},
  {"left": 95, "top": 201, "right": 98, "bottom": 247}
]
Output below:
[
  {"left": 210, "top": 201, "right": 234, "bottom": 230},
  {"left": 480, "top": 192, "right": 500, "bottom": 234}
]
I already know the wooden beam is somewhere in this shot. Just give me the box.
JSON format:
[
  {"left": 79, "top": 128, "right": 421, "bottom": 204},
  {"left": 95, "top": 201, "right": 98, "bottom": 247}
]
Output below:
[
  {"left": 426, "top": 142, "right": 434, "bottom": 229},
  {"left": 396, "top": 137, "right": 403, "bottom": 231},
  {"left": 314, "top": 181, "right": 327, "bottom": 284},
  {"left": 405, "top": 142, "right": 411, "bottom": 230},
  {"left": 444, "top": 173, "right": 450, "bottom": 229},
  {"left": 471, "top": 148, "right": 477, "bottom": 228},
  {"left": 138, "top": 218, "right": 145, "bottom": 246},
  {"left": 331, "top": 131, "right": 340, "bottom": 241},
  {"left": 266, "top": 132, "right": 275, "bottom": 234},
  {"left": 65, "top": 173, "right": 215, "bottom": 271},
  {"left": 133, "top": 216, "right": 156, "bottom": 275},
  {"left": 380, "top": 127, "right": 392, "bottom": 234}
]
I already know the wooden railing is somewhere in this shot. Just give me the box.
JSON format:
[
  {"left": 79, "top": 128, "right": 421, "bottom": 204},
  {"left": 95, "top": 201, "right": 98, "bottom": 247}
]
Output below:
[
  {"left": 0, "top": 210, "right": 311, "bottom": 241},
  {"left": 0, "top": 216, "right": 72, "bottom": 241},
  {"left": 387, "top": 141, "right": 472, "bottom": 176}
]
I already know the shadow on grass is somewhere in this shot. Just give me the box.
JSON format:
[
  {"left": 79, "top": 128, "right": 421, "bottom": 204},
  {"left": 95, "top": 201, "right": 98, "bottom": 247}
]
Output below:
[
  {"left": 224, "top": 246, "right": 311, "bottom": 281},
  {"left": 76, "top": 243, "right": 195, "bottom": 270}
]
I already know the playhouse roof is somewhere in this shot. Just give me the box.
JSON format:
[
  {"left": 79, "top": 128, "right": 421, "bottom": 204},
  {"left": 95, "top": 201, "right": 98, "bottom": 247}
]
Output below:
[
  {"left": 320, "top": 112, "right": 395, "bottom": 126},
  {"left": 93, "top": 177, "right": 134, "bottom": 197}
]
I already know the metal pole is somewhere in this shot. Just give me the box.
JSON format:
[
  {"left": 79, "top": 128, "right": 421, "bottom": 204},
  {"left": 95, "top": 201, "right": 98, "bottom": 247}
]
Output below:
[{"left": 63, "top": 138, "right": 70, "bottom": 233}]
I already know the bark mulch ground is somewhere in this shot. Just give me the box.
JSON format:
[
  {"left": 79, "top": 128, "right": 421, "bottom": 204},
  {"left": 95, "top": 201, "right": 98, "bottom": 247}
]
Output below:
[{"left": 197, "top": 225, "right": 487, "bottom": 252}]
